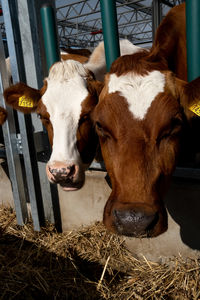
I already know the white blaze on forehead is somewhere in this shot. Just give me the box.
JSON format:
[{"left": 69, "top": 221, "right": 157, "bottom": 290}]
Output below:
[
  {"left": 42, "top": 60, "right": 89, "bottom": 164},
  {"left": 108, "top": 71, "right": 165, "bottom": 120}
]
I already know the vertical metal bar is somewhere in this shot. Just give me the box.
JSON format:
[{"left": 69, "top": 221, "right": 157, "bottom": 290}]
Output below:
[
  {"left": 39, "top": 2, "right": 62, "bottom": 232},
  {"left": 17, "top": 0, "right": 55, "bottom": 224},
  {"left": 40, "top": 4, "right": 60, "bottom": 72},
  {"left": 100, "top": 0, "right": 120, "bottom": 71},
  {"left": 0, "top": 4, "right": 28, "bottom": 225},
  {"left": 2, "top": 0, "right": 45, "bottom": 231},
  {"left": 152, "top": 0, "right": 162, "bottom": 40},
  {"left": 20, "top": 0, "right": 62, "bottom": 232},
  {"left": 186, "top": 0, "right": 200, "bottom": 82}
]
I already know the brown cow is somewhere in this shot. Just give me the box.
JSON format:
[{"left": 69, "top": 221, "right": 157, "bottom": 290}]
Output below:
[
  {"left": 4, "top": 40, "right": 139, "bottom": 190},
  {"left": 92, "top": 3, "right": 200, "bottom": 238}
]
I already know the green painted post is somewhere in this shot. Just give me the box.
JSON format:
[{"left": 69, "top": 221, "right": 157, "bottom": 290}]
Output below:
[
  {"left": 100, "top": 0, "right": 120, "bottom": 71},
  {"left": 40, "top": 4, "right": 60, "bottom": 72},
  {"left": 186, "top": 0, "right": 200, "bottom": 82}
]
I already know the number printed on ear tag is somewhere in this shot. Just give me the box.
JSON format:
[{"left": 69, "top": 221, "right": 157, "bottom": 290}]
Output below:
[{"left": 18, "top": 95, "right": 34, "bottom": 108}]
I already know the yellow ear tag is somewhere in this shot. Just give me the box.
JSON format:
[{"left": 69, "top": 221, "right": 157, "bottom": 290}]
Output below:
[
  {"left": 189, "top": 101, "right": 200, "bottom": 117},
  {"left": 18, "top": 95, "right": 34, "bottom": 108}
]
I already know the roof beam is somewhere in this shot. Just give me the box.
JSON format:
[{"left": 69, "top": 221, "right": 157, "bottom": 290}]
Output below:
[{"left": 116, "top": 0, "right": 152, "bottom": 15}]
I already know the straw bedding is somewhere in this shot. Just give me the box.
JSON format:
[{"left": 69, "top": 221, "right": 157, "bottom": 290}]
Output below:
[{"left": 0, "top": 205, "right": 200, "bottom": 299}]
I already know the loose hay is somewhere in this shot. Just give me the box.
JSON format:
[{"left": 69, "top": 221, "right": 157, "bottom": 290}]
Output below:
[{"left": 0, "top": 205, "right": 200, "bottom": 299}]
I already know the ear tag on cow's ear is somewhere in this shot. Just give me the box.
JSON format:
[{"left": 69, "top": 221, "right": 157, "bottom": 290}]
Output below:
[
  {"left": 18, "top": 95, "right": 34, "bottom": 108},
  {"left": 189, "top": 102, "right": 200, "bottom": 117}
]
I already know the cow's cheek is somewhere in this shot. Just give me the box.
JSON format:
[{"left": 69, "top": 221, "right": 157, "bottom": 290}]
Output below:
[
  {"left": 159, "top": 138, "right": 180, "bottom": 175},
  {"left": 99, "top": 139, "right": 117, "bottom": 186},
  {"left": 77, "top": 122, "right": 98, "bottom": 164}
]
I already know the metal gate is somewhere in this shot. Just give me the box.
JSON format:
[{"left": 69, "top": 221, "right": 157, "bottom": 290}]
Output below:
[{"left": 0, "top": 0, "right": 61, "bottom": 231}]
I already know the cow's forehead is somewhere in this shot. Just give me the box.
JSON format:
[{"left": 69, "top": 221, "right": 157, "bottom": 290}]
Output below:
[
  {"left": 108, "top": 70, "right": 165, "bottom": 120},
  {"left": 42, "top": 60, "right": 89, "bottom": 119}
]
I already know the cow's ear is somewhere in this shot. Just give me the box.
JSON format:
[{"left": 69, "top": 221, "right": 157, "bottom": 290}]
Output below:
[
  {"left": 87, "top": 79, "right": 104, "bottom": 98},
  {"left": 166, "top": 72, "right": 200, "bottom": 120},
  {"left": 4, "top": 82, "right": 41, "bottom": 114},
  {"left": 182, "top": 76, "right": 200, "bottom": 119}
]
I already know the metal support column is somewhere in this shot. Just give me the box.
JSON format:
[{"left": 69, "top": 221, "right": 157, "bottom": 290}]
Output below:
[
  {"left": 152, "top": 0, "right": 162, "bottom": 40},
  {"left": 186, "top": 0, "right": 200, "bottom": 82},
  {"left": 40, "top": 4, "right": 60, "bottom": 72},
  {"left": 100, "top": 0, "right": 120, "bottom": 71}
]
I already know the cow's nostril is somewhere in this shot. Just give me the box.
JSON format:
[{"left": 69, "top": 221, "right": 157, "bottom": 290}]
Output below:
[
  {"left": 49, "top": 167, "right": 57, "bottom": 175},
  {"left": 113, "top": 209, "right": 159, "bottom": 237},
  {"left": 145, "top": 212, "right": 159, "bottom": 233},
  {"left": 67, "top": 165, "right": 76, "bottom": 177}
]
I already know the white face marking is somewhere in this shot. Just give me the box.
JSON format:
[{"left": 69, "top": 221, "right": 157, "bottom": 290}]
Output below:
[
  {"left": 42, "top": 60, "right": 89, "bottom": 165},
  {"left": 108, "top": 71, "right": 165, "bottom": 120}
]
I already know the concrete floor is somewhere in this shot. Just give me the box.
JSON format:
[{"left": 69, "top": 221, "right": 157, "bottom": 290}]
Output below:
[
  {"left": 0, "top": 162, "right": 200, "bottom": 262},
  {"left": 0, "top": 159, "right": 13, "bottom": 207}
]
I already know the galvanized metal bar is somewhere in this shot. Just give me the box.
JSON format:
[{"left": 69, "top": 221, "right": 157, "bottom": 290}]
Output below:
[
  {"left": 186, "top": 0, "right": 200, "bottom": 82},
  {"left": 2, "top": 0, "right": 45, "bottom": 231},
  {"left": 23, "top": 0, "right": 62, "bottom": 231},
  {"left": 18, "top": 0, "right": 58, "bottom": 226},
  {"left": 0, "top": 3, "right": 28, "bottom": 225},
  {"left": 100, "top": 0, "right": 120, "bottom": 71},
  {"left": 40, "top": 4, "right": 60, "bottom": 72}
]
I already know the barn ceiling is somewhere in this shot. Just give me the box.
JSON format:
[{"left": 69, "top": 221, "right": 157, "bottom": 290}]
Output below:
[
  {"left": 0, "top": 0, "right": 184, "bottom": 52},
  {"left": 55, "top": 0, "right": 184, "bottom": 49}
]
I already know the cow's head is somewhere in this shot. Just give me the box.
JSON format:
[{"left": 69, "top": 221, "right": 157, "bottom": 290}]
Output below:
[
  {"left": 4, "top": 59, "right": 103, "bottom": 190},
  {"left": 92, "top": 50, "right": 200, "bottom": 238},
  {"left": 0, "top": 106, "right": 7, "bottom": 125}
]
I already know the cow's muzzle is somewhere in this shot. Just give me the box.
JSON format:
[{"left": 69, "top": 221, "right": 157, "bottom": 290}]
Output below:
[
  {"left": 113, "top": 209, "right": 159, "bottom": 237},
  {"left": 104, "top": 200, "right": 168, "bottom": 238},
  {"left": 46, "top": 161, "right": 84, "bottom": 191}
]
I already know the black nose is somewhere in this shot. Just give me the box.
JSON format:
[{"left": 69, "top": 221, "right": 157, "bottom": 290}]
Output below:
[{"left": 113, "top": 209, "right": 159, "bottom": 237}]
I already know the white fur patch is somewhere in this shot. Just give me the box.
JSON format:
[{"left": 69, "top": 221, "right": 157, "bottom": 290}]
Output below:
[
  {"left": 108, "top": 71, "right": 165, "bottom": 119},
  {"left": 42, "top": 60, "right": 88, "bottom": 164},
  {"left": 85, "top": 39, "right": 143, "bottom": 81}
]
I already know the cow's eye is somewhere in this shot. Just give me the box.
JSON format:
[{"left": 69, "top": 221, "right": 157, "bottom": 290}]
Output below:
[
  {"left": 157, "top": 118, "right": 182, "bottom": 142},
  {"left": 79, "top": 114, "right": 90, "bottom": 126},
  {"left": 96, "top": 121, "right": 102, "bottom": 130},
  {"left": 95, "top": 121, "right": 110, "bottom": 139}
]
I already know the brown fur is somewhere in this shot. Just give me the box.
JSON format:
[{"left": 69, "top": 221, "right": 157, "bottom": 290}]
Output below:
[
  {"left": 61, "top": 53, "right": 89, "bottom": 64},
  {"left": 0, "top": 106, "right": 7, "bottom": 125},
  {"left": 60, "top": 47, "right": 91, "bottom": 58},
  {"left": 93, "top": 3, "right": 200, "bottom": 238}
]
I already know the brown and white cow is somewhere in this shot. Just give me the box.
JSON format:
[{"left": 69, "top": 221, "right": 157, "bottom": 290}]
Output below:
[
  {"left": 4, "top": 40, "right": 141, "bottom": 190},
  {"left": 92, "top": 3, "right": 200, "bottom": 238}
]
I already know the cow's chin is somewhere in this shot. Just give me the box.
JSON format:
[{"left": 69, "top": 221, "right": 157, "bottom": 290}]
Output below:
[{"left": 59, "top": 180, "right": 85, "bottom": 191}]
